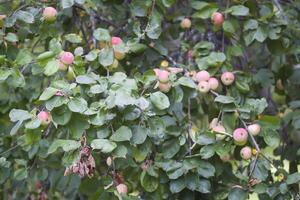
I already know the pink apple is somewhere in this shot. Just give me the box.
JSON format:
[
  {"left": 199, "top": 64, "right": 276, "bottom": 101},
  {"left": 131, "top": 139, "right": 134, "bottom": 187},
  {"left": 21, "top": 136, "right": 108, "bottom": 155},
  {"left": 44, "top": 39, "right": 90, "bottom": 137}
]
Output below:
[
  {"left": 196, "top": 70, "right": 210, "bottom": 82},
  {"left": 111, "top": 37, "right": 122, "bottom": 45},
  {"left": 247, "top": 124, "right": 261, "bottom": 136},
  {"left": 59, "top": 51, "right": 74, "bottom": 65},
  {"left": 208, "top": 77, "right": 219, "bottom": 90},
  {"left": 198, "top": 81, "right": 210, "bottom": 93},
  {"left": 116, "top": 183, "right": 128, "bottom": 195},
  {"left": 158, "top": 82, "right": 171, "bottom": 93},
  {"left": 240, "top": 146, "right": 252, "bottom": 160},
  {"left": 37, "top": 111, "right": 51, "bottom": 125},
  {"left": 43, "top": 7, "right": 57, "bottom": 22},
  {"left": 180, "top": 18, "right": 191, "bottom": 29},
  {"left": 233, "top": 128, "right": 248, "bottom": 145},
  {"left": 157, "top": 70, "right": 170, "bottom": 83},
  {"left": 212, "top": 124, "right": 226, "bottom": 133},
  {"left": 211, "top": 12, "right": 224, "bottom": 26},
  {"left": 221, "top": 72, "right": 235, "bottom": 86}
]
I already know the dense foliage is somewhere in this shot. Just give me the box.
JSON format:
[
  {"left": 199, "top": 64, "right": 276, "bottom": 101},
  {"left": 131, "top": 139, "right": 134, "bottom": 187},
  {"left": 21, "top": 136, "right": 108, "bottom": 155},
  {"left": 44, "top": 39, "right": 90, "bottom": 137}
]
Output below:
[{"left": 0, "top": 0, "right": 300, "bottom": 199}]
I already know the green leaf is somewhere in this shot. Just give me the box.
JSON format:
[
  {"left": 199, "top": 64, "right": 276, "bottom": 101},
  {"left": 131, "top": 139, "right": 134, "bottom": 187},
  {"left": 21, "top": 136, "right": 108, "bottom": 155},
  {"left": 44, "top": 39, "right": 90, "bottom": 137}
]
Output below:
[
  {"left": 254, "top": 26, "right": 268, "bottom": 42},
  {"left": 48, "top": 139, "right": 80, "bottom": 154},
  {"left": 68, "top": 97, "right": 88, "bottom": 113},
  {"left": 4, "top": 33, "right": 18, "bottom": 42},
  {"left": 61, "top": 0, "right": 74, "bottom": 9},
  {"left": 214, "top": 95, "right": 235, "bottom": 104},
  {"left": 13, "top": 168, "right": 28, "bottom": 181},
  {"left": 131, "top": 126, "right": 148, "bottom": 145},
  {"left": 191, "top": 2, "right": 218, "bottom": 19},
  {"left": 15, "top": 49, "right": 32, "bottom": 66},
  {"left": 25, "top": 118, "right": 41, "bottom": 129},
  {"left": 146, "top": 12, "right": 162, "bottom": 39},
  {"left": 110, "top": 126, "right": 132, "bottom": 142},
  {"left": 150, "top": 91, "right": 170, "bottom": 110},
  {"left": 0, "top": 69, "right": 12, "bottom": 82},
  {"left": 177, "top": 77, "right": 197, "bottom": 88},
  {"left": 199, "top": 145, "right": 215, "bottom": 159},
  {"left": 10, "top": 120, "right": 23, "bottom": 136},
  {"left": 262, "top": 128, "right": 280, "bottom": 148},
  {"left": 228, "top": 5, "right": 249, "bottom": 16},
  {"left": 244, "top": 19, "right": 258, "bottom": 31},
  {"left": 91, "top": 139, "right": 117, "bottom": 153},
  {"left": 52, "top": 106, "right": 72, "bottom": 125},
  {"left": 140, "top": 171, "right": 159, "bottom": 192},
  {"left": 44, "top": 60, "right": 60, "bottom": 76},
  {"left": 228, "top": 188, "right": 248, "bottom": 200},
  {"left": 162, "top": 139, "right": 180, "bottom": 159},
  {"left": 93, "top": 28, "right": 111, "bottom": 42},
  {"left": 197, "top": 161, "right": 215, "bottom": 178},
  {"left": 85, "top": 50, "right": 99, "bottom": 61},
  {"left": 170, "top": 177, "right": 186, "bottom": 193},
  {"left": 39, "top": 87, "right": 58, "bottom": 101},
  {"left": 286, "top": 172, "right": 300, "bottom": 185},
  {"left": 9, "top": 109, "right": 31, "bottom": 122},
  {"left": 76, "top": 75, "right": 96, "bottom": 84},
  {"left": 99, "top": 48, "right": 114, "bottom": 67},
  {"left": 90, "top": 84, "right": 107, "bottom": 94},
  {"left": 64, "top": 34, "right": 82, "bottom": 43},
  {"left": 16, "top": 10, "right": 34, "bottom": 24}
]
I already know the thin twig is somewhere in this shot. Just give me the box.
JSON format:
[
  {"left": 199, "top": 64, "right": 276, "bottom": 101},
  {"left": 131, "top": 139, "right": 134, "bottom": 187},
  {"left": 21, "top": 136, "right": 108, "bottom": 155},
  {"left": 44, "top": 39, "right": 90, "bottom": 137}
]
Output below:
[{"left": 0, "top": 144, "right": 20, "bottom": 156}]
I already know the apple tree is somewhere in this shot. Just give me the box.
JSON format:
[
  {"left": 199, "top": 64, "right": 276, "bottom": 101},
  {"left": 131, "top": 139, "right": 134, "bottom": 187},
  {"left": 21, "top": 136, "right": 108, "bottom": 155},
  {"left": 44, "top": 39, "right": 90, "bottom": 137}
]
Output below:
[{"left": 0, "top": 0, "right": 299, "bottom": 199}]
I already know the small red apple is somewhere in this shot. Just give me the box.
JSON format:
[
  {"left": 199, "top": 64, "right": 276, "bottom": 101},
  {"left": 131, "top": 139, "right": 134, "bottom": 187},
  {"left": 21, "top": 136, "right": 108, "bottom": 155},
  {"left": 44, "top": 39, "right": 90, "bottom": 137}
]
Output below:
[
  {"left": 247, "top": 124, "right": 261, "bottom": 136},
  {"left": 158, "top": 82, "right": 171, "bottom": 93},
  {"left": 208, "top": 77, "right": 219, "bottom": 90},
  {"left": 196, "top": 70, "right": 210, "bottom": 82},
  {"left": 221, "top": 72, "right": 235, "bottom": 86},
  {"left": 111, "top": 37, "right": 122, "bottom": 45},
  {"left": 240, "top": 146, "right": 252, "bottom": 160},
  {"left": 43, "top": 7, "right": 57, "bottom": 22},
  {"left": 211, "top": 12, "right": 224, "bottom": 26},
  {"left": 37, "top": 111, "right": 51, "bottom": 125},
  {"left": 59, "top": 51, "right": 74, "bottom": 65},
  {"left": 233, "top": 128, "right": 248, "bottom": 146},
  {"left": 180, "top": 18, "right": 191, "bottom": 29},
  {"left": 156, "top": 70, "right": 170, "bottom": 83},
  {"left": 198, "top": 81, "right": 210, "bottom": 93},
  {"left": 116, "top": 183, "right": 128, "bottom": 195}
]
